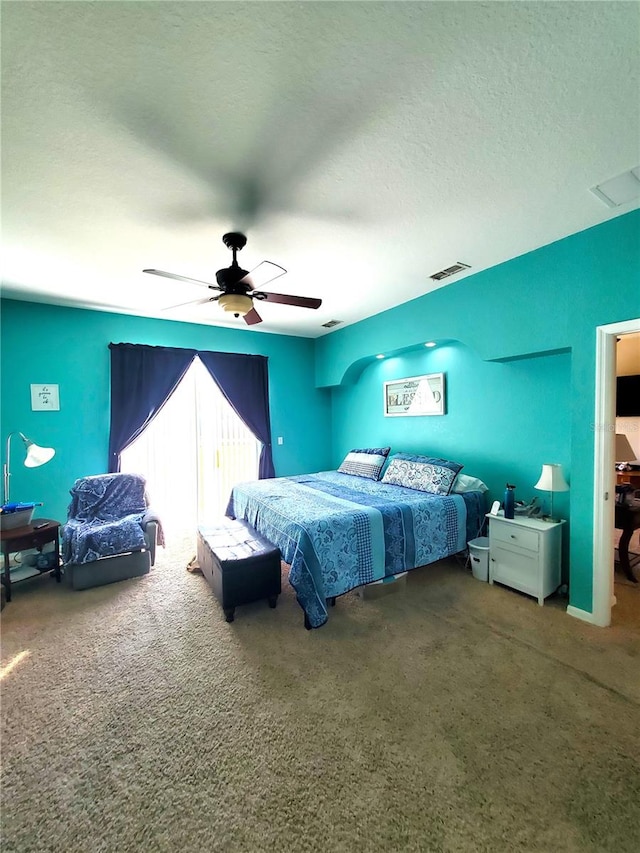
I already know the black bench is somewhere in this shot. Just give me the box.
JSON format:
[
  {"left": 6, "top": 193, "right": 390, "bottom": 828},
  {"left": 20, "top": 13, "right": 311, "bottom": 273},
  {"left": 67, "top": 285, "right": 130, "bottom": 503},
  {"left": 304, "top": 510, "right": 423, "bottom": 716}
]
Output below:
[{"left": 197, "top": 519, "right": 281, "bottom": 623}]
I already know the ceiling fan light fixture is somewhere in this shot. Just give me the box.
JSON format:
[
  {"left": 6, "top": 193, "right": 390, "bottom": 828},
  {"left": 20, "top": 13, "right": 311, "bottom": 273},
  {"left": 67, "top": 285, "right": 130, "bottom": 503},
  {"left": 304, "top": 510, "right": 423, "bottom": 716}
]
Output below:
[{"left": 218, "top": 293, "right": 253, "bottom": 317}]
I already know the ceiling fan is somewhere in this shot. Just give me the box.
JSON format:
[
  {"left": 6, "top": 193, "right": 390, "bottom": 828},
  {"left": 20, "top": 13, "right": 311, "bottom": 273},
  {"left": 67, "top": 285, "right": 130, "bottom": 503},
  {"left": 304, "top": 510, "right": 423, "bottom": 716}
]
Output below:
[{"left": 143, "top": 232, "right": 322, "bottom": 325}]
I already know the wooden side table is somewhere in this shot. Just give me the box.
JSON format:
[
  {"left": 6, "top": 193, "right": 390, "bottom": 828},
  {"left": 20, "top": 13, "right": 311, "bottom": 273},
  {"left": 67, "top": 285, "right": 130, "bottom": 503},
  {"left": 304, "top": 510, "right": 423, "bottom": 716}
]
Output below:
[
  {"left": 1, "top": 519, "right": 61, "bottom": 602},
  {"left": 617, "top": 471, "right": 640, "bottom": 487}
]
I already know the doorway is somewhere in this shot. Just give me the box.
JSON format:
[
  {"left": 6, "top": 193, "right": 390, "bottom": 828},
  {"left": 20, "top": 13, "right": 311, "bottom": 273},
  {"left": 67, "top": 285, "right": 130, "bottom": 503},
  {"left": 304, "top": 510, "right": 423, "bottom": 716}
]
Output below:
[
  {"left": 591, "top": 318, "right": 640, "bottom": 626},
  {"left": 121, "top": 356, "right": 261, "bottom": 539}
]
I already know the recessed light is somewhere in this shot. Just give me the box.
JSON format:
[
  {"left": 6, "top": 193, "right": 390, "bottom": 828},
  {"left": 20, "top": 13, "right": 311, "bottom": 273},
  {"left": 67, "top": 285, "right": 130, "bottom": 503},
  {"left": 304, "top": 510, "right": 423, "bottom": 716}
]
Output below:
[
  {"left": 424, "top": 341, "right": 436, "bottom": 348},
  {"left": 376, "top": 354, "right": 385, "bottom": 359}
]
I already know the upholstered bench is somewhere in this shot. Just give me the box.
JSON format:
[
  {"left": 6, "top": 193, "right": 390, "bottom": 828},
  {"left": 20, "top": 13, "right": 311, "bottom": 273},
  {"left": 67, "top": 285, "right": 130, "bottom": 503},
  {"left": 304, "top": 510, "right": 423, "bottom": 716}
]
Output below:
[{"left": 197, "top": 519, "right": 281, "bottom": 623}]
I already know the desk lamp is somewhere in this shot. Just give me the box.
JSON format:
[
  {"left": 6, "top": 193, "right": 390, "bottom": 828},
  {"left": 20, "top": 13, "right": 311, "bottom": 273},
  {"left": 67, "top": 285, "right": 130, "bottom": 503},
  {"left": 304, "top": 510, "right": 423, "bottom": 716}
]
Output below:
[{"left": 3, "top": 432, "right": 55, "bottom": 504}]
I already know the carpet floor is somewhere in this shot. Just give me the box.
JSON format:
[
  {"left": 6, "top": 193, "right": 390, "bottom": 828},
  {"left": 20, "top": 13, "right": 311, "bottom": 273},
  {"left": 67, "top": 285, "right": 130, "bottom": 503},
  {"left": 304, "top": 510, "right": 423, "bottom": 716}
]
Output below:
[{"left": 2, "top": 538, "right": 640, "bottom": 853}]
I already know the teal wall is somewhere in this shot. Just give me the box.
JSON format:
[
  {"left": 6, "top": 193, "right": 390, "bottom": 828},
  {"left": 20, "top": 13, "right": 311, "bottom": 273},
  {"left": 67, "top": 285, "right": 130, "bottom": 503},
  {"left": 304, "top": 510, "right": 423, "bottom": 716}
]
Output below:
[
  {"left": 318, "top": 210, "right": 640, "bottom": 615},
  {"left": 332, "top": 343, "right": 571, "bottom": 519},
  {"left": 0, "top": 301, "right": 332, "bottom": 523}
]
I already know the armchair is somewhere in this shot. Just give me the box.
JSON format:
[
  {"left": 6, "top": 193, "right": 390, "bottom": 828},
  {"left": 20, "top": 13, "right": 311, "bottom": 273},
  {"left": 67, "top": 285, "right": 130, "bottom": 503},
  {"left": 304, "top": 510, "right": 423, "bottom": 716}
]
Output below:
[{"left": 62, "top": 473, "right": 162, "bottom": 590}]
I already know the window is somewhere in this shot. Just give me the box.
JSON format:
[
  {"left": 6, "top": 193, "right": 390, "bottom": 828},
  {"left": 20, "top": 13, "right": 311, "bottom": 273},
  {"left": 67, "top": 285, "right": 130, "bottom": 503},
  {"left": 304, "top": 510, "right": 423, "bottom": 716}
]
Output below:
[{"left": 121, "top": 356, "right": 260, "bottom": 538}]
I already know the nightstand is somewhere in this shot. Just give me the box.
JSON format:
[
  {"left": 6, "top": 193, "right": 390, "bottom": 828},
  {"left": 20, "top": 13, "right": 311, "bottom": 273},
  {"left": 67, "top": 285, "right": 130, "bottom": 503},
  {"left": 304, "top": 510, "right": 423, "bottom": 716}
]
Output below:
[{"left": 486, "top": 514, "right": 564, "bottom": 606}]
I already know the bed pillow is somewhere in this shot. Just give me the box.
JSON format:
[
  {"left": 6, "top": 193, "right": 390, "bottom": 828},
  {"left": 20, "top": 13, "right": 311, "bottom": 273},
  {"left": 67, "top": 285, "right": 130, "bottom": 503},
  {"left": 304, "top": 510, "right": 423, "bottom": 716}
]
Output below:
[
  {"left": 451, "top": 474, "right": 489, "bottom": 494},
  {"left": 338, "top": 447, "right": 390, "bottom": 480},
  {"left": 381, "top": 452, "right": 463, "bottom": 495},
  {"left": 351, "top": 447, "right": 391, "bottom": 458}
]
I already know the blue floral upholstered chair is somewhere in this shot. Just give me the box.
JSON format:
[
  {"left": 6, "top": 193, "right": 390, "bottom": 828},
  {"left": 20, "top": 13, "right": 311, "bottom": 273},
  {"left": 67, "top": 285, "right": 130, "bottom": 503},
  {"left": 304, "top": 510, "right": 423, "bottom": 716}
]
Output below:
[{"left": 61, "top": 473, "right": 163, "bottom": 590}]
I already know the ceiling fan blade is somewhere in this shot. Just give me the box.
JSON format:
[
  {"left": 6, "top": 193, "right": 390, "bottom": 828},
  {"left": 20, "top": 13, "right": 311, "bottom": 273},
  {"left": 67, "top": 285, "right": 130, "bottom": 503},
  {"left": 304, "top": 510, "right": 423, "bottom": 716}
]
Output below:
[
  {"left": 256, "top": 291, "right": 322, "bottom": 310},
  {"left": 143, "top": 269, "right": 220, "bottom": 290},
  {"left": 162, "top": 296, "right": 219, "bottom": 311},
  {"left": 244, "top": 307, "right": 263, "bottom": 325},
  {"left": 238, "top": 261, "right": 287, "bottom": 290}
]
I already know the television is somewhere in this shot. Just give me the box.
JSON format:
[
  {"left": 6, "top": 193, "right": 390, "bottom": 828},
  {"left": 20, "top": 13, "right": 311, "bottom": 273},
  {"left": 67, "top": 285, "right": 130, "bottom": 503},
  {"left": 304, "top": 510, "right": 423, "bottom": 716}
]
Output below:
[{"left": 616, "top": 374, "right": 640, "bottom": 417}]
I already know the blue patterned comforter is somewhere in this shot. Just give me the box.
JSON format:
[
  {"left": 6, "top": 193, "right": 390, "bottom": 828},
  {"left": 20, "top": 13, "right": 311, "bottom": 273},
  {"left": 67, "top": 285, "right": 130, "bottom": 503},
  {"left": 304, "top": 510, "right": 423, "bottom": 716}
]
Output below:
[{"left": 227, "top": 471, "right": 484, "bottom": 628}]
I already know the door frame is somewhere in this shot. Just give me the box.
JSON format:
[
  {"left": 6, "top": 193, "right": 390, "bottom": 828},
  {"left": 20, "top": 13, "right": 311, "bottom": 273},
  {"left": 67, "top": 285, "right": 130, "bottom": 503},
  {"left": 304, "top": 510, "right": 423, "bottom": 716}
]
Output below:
[{"left": 590, "top": 317, "right": 640, "bottom": 626}]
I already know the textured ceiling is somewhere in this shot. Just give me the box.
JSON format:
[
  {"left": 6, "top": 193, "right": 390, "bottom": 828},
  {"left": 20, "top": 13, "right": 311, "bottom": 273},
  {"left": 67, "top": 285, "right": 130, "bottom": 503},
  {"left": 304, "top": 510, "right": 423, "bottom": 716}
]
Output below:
[{"left": 2, "top": 1, "right": 639, "bottom": 337}]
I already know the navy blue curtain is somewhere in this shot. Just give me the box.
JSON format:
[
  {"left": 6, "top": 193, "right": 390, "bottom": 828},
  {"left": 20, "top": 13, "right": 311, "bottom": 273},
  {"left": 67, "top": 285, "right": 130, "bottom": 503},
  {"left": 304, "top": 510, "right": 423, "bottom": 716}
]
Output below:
[
  {"left": 108, "top": 344, "right": 275, "bottom": 479},
  {"left": 197, "top": 351, "right": 275, "bottom": 479},
  {"left": 108, "top": 344, "right": 196, "bottom": 472}
]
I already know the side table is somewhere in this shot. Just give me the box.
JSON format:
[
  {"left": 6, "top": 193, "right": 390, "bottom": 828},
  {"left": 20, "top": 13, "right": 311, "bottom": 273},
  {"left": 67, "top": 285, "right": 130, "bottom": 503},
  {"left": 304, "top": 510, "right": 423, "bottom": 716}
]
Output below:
[
  {"left": 487, "top": 513, "right": 564, "bottom": 605},
  {"left": 1, "top": 519, "right": 62, "bottom": 602}
]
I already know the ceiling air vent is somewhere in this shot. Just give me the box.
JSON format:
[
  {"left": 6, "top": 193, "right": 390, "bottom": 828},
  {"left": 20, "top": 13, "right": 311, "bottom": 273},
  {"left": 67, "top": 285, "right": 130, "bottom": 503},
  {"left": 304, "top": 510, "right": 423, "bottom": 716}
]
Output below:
[
  {"left": 590, "top": 167, "right": 640, "bottom": 208},
  {"left": 430, "top": 262, "right": 471, "bottom": 281},
  {"left": 322, "top": 319, "right": 343, "bottom": 328}
]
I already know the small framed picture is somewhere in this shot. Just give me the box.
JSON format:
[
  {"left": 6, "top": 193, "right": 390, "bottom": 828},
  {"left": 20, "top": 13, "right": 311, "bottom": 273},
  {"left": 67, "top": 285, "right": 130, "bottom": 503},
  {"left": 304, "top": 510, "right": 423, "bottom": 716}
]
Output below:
[
  {"left": 30, "top": 384, "right": 60, "bottom": 411},
  {"left": 383, "top": 373, "right": 445, "bottom": 417}
]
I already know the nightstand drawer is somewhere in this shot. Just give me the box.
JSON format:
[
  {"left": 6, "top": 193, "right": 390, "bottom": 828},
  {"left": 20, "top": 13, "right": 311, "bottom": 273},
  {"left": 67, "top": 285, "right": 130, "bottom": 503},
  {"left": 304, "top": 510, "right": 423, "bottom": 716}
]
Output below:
[{"left": 490, "top": 522, "right": 539, "bottom": 552}]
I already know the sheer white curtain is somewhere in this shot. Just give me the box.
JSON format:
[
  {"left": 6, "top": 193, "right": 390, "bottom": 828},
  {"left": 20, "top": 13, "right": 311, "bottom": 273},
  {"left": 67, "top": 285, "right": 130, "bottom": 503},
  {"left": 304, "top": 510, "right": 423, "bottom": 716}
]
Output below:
[{"left": 121, "top": 356, "right": 260, "bottom": 539}]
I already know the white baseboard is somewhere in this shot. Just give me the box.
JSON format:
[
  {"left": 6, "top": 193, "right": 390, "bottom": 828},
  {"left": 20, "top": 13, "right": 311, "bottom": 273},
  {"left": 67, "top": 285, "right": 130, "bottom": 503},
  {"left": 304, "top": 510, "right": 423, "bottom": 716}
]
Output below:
[{"left": 566, "top": 605, "right": 600, "bottom": 625}]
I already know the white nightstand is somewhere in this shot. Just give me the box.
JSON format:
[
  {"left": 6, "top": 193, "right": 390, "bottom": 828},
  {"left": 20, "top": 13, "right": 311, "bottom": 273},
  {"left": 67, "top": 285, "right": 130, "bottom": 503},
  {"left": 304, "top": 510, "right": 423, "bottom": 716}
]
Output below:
[{"left": 486, "top": 513, "right": 564, "bottom": 606}]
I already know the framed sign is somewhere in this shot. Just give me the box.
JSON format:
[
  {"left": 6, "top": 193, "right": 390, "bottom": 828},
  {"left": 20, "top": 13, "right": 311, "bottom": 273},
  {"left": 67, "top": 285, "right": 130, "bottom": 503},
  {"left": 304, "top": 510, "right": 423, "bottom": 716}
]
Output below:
[
  {"left": 30, "top": 384, "right": 60, "bottom": 411},
  {"left": 383, "top": 373, "right": 445, "bottom": 417}
]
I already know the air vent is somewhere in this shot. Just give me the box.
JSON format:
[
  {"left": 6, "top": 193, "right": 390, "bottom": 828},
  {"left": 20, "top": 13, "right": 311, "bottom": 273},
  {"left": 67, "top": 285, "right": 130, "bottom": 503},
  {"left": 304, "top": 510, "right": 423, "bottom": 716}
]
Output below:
[
  {"left": 322, "top": 319, "right": 343, "bottom": 328},
  {"left": 430, "top": 262, "right": 471, "bottom": 281},
  {"left": 591, "top": 167, "right": 640, "bottom": 208}
]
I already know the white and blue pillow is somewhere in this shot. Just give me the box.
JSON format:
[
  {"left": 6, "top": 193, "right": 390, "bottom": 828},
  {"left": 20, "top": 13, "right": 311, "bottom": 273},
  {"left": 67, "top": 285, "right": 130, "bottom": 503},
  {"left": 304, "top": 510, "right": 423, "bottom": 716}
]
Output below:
[
  {"left": 338, "top": 446, "right": 391, "bottom": 480},
  {"left": 381, "top": 452, "right": 463, "bottom": 495}
]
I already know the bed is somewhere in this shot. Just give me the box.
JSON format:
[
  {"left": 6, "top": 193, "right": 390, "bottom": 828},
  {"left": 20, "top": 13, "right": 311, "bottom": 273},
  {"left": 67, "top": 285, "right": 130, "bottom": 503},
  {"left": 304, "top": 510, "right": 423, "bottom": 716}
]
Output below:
[{"left": 226, "top": 467, "right": 485, "bottom": 628}]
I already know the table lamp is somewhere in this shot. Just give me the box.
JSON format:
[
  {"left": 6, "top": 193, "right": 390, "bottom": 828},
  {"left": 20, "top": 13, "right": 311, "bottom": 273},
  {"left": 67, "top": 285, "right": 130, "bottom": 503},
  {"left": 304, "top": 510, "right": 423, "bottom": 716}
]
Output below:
[
  {"left": 3, "top": 432, "right": 55, "bottom": 504},
  {"left": 615, "top": 433, "right": 636, "bottom": 469},
  {"left": 534, "top": 463, "right": 569, "bottom": 523}
]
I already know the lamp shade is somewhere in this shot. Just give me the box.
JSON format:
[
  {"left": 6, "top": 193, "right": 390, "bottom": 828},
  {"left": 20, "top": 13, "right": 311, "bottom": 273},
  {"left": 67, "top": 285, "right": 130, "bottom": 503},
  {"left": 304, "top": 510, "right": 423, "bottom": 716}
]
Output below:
[
  {"left": 24, "top": 440, "right": 55, "bottom": 468},
  {"left": 615, "top": 433, "right": 636, "bottom": 463},
  {"left": 534, "top": 463, "right": 569, "bottom": 493},
  {"left": 218, "top": 293, "right": 252, "bottom": 317}
]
